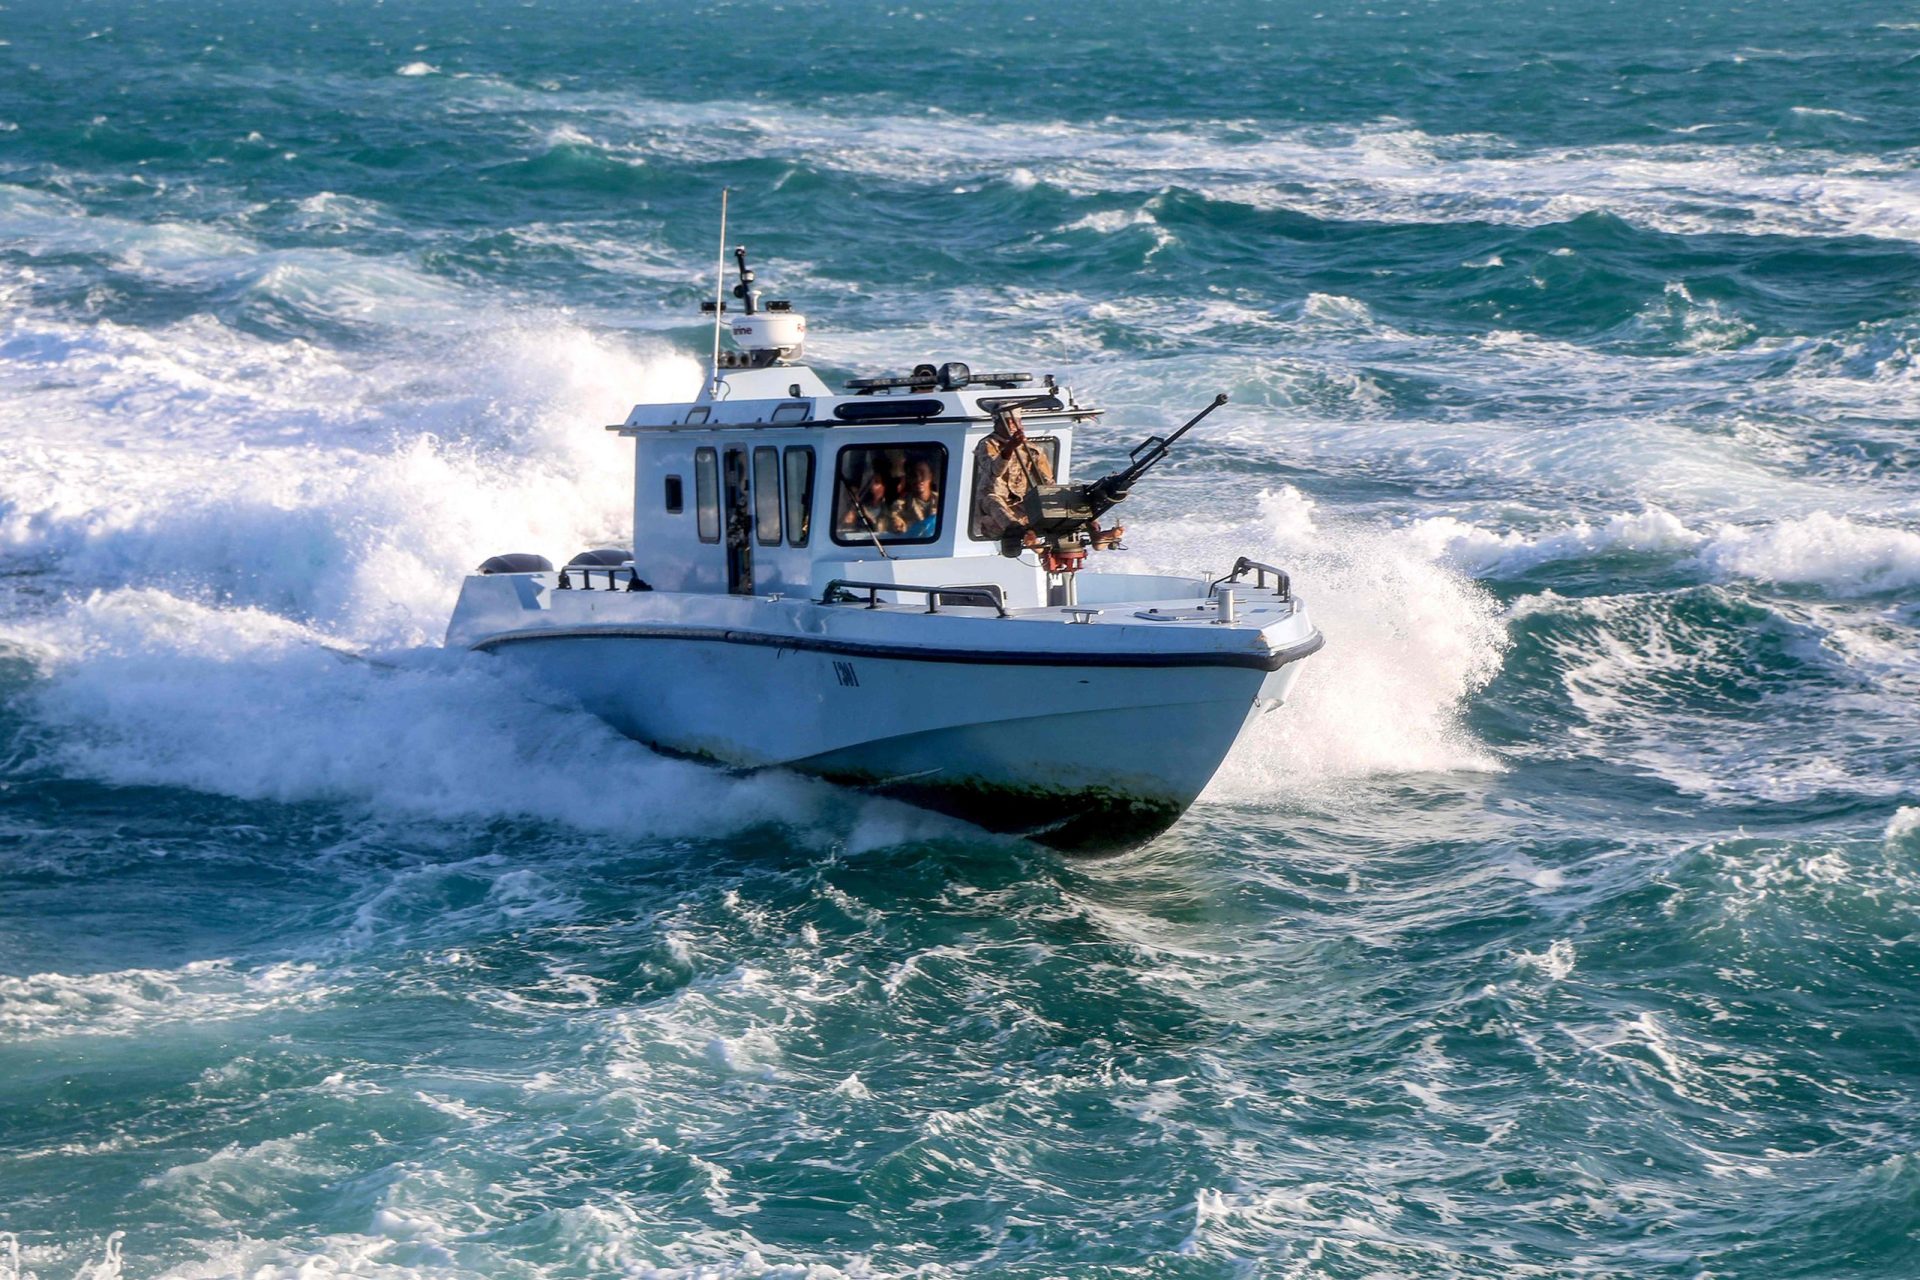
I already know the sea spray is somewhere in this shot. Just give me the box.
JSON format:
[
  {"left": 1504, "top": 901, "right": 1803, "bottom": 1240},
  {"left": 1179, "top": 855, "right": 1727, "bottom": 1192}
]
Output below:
[
  {"left": 1, "top": 320, "right": 700, "bottom": 645},
  {"left": 1116, "top": 485, "right": 1508, "bottom": 796}
]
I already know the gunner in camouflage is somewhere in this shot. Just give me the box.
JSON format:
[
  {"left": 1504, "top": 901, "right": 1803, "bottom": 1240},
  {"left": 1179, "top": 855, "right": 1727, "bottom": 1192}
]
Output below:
[{"left": 971, "top": 407, "right": 1056, "bottom": 546}]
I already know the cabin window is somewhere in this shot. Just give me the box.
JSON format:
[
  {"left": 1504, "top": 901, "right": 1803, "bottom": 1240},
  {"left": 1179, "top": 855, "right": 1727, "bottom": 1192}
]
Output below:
[
  {"left": 784, "top": 447, "right": 815, "bottom": 547},
  {"left": 969, "top": 435, "right": 1060, "bottom": 540},
  {"left": 753, "top": 446, "right": 782, "bottom": 545},
  {"left": 684, "top": 407, "right": 710, "bottom": 425},
  {"left": 831, "top": 443, "right": 948, "bottom": 547},
  {"left": 770, "top": 401, "right": 811, "bottom": 424},
  {"left": 664, "top": 475, "right": 684, "bottom": 514},
  {"left": 694, "top": 447, "right": 720, "bottom": 543}
]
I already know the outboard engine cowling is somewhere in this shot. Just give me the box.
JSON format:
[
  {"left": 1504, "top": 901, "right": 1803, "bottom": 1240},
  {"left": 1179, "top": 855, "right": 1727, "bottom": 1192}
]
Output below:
[{"left": 478, "top": 553, "right": 554, "bottom": 575}]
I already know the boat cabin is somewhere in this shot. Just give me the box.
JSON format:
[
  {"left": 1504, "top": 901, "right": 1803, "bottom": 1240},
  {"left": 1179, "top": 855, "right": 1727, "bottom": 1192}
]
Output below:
[{"left": 607, "top": 254, "right": 1107, "bottom": 608}]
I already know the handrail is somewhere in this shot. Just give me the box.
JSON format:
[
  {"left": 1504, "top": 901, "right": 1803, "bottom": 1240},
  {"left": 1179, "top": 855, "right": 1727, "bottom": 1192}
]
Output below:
[
  {"left": 820, "top": 579, "right": 1010, "bottom": 618},
  {"left": 556, "top": 565, "right": 652, "bottom": 592},
  {"left": 1210, "top": 556, "right": 1292, "bottom": 601}
]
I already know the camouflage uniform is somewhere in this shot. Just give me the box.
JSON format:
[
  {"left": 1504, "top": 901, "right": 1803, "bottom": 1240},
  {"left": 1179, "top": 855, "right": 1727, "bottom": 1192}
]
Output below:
[
  {"left": 971, "top": 432, "right": 1055, "bottom": 540},
  {"left": 891, "top": 494, "right": 939, "bottom": 536},
  {"left": 842, "top": 498, "right": 904, "bottom": 536}
]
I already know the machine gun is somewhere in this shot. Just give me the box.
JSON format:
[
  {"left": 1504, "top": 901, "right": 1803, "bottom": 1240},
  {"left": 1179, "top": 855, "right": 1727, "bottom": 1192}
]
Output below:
[{"left": 1018, "top": 392, "right": 1229, "bottom": 573}]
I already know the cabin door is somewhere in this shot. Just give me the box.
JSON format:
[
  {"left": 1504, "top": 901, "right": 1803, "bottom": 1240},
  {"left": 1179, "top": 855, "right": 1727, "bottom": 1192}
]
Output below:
[{"left": 722, "top": 447, "right": 754, "bottom": 595}]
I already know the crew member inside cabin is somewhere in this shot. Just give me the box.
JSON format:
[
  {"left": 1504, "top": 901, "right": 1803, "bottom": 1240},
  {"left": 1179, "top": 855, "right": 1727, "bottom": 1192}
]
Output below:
[
  {"left": 893, "top": 457, "right": 940, "bottom": 539},
  {"left": 971, "top": 407, "right": 1054, "bottom": 544},
  {"left": 841, "top": 468, "right": 902, "bottom": 535}
]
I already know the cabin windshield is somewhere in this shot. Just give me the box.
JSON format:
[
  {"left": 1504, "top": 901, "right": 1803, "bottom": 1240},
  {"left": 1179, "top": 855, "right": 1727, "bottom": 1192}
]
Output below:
[{"left": 832, "top": 443, "right": 947, "bottom": 545}]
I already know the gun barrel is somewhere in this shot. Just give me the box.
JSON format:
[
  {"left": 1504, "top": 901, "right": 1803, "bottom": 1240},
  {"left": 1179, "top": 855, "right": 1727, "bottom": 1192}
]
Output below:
[
  {"left": 1115, "top": 392, "right": 1228, "bottom": 484},
  {"left": 1167, "top": 392, "right": 1230, "bottom": 445},
  {"left": 1081, "top": 392, "right": 1229, "bottom": 521}
]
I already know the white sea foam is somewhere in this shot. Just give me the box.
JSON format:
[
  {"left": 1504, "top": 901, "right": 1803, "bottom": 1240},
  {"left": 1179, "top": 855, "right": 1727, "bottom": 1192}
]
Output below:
[
  {"left": 1059, "top": 206, "right": 1175, "bottom": 256},
  {"left": 1295, "top": 291, "right": 1381, "bottom": 333},
  {"left": 1062, "top": 208, "right": 1158, "bottom": 235},
  {"left": 433, "top": 93, "right": 1920, "bottom": 243},
  {"left": 395, "top": 61, "right": 439, "bottom": 77},
  {"left": 136, "top": 1230, "right": 869, "bottom": 1280},
  {"left": 284, "top": 190, "right": 391, "bottom": 234},
  {"left": 0, "top": 959, "right": 328, "bottom": 1040},
  {"left": 1698, "top": 512, "right": 1920, "bottom": 596},
  {"left": 1503, "top": 583, "right": 1917, "bottom": 804},
  {"left": 1400, "top": 506, "right": 1920, "bottom": 597},
  {"left": 1886, "top": 808, "right": 1920, "bottom": 844},
  {"left": 1632, "top": 281, "right": 1758, "bottom": 353},
  {"left": 706, "top": 1027, "right": 782, "bottom": 1079},
  {"left": 0, "top": 183, "right": 471, "bottom": 319},
  {"left": 0, "top": 301, "right": 699, "bottom": 645},
  {"left": 1515, "top": 939, "right": 1577, "bottom": 980},
  {"left": 1112, "top": 485, "right": 1507, "bottom": 798},
  {"left": 1790, "top": 106, "right": 1869, "bottom": 123},
  {"left": 1407, "top": 507, "right": 1706, "bottom": 576},
  {"left": 73, "top": 1235, "right": 122, "bottom": 1280},
  {"left": 0, "top": 184, "right": 255, "bottom": 276},
  {"left": 144, "top": 1135, "right": 349, "bottom": 1197},
  {"left": 1060, "top": 328, "right": 1888, "bottom": 527},
  {"left": 13, "top": 590, "right": 844, "bottom": 839},
  {"left": 1502, "top": 861, "right": 1567, "bottom": 891}
]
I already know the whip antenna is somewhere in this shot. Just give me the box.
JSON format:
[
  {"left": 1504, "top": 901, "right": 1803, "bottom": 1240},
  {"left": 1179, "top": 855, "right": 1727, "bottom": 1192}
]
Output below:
[{"left": 708, "top": 188, "right": 729, "bottom": 396}]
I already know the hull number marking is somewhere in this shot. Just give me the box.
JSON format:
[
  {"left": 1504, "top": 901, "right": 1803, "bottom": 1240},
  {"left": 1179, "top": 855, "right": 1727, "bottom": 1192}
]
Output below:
[{"left": 833, "top": 660, "right": 860, "bottom": 688}]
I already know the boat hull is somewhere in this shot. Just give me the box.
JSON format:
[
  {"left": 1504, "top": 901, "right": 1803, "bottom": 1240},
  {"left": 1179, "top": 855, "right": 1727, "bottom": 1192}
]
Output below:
[
  {"left": 474, "top": 628, "right": 1313, "bottom": 851},
  {"left": 795, "top": 702, "right": 1259, "bottom": 851}
]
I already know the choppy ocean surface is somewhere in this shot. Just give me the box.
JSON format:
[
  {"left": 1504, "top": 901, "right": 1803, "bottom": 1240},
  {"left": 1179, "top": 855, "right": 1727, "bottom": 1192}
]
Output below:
[{"left": 4, "top": 1, "right": 1920, "bottom": 1275}]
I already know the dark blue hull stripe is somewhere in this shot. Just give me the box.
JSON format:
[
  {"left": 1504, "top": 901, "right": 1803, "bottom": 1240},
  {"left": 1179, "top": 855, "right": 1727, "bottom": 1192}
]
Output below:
[{"left": 471, "top": 624, "right": 1325, "bottom": 673}]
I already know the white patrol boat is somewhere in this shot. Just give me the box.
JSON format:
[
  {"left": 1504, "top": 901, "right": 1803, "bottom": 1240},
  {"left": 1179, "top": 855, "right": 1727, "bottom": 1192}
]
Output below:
[{"left": 447, "top": 244, "right": 1322, "bottom": 851}]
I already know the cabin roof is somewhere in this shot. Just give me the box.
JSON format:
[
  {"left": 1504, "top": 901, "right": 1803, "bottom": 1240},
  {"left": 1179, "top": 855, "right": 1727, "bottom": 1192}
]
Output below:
[{"left": 605, "top": 362, "right": 1102, "bottom": 436}]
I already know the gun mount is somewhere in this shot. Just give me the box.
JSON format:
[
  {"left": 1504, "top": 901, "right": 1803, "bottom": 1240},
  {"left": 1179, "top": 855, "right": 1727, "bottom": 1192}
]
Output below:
[{"left": 1018, "top": 392, "right": 1229, "bottom": 574}]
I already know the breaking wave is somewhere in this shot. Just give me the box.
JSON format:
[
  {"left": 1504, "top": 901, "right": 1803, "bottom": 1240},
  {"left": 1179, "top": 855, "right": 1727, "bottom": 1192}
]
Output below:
[{"left": 1411, "top": 506, "right": 1920, "bottom": 596}]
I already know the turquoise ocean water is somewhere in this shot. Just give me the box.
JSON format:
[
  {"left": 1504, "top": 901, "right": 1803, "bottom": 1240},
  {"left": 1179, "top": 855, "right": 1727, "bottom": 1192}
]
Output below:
[{"left": 3, "top": 1, "right": 1920, "bottom": 1275}]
